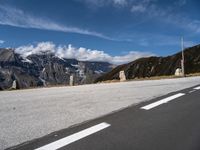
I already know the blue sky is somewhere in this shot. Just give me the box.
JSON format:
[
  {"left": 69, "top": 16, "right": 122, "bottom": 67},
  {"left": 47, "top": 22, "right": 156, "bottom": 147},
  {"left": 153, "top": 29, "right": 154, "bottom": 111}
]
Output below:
[{"left": 0, "top": 0, "right": 200, "bottom": 64}]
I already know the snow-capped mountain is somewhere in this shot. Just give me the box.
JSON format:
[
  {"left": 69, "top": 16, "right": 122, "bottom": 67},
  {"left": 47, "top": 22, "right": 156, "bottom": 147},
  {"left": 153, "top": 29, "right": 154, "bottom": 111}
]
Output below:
[{"left": 0, "top": 48, "right": 113, "bottom": 90}]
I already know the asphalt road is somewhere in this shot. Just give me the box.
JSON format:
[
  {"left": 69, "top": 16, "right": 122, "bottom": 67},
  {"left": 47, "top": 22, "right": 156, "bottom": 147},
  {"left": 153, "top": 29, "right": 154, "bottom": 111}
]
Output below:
[
  {"left": 1, "top": 77, "right": 200, "bottom": 150},
  {"left": 8, "top": 85, "right": 200, "bottom": 150}
]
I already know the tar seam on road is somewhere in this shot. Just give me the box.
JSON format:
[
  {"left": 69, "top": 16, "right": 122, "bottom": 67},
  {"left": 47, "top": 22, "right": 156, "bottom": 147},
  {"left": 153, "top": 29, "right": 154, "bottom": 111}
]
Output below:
[
  {"left": 35, "top": 122, "right": 111, "bottom": 150},
  {"left": 141, "top": 93, "right": 185, "bottom": 110}
]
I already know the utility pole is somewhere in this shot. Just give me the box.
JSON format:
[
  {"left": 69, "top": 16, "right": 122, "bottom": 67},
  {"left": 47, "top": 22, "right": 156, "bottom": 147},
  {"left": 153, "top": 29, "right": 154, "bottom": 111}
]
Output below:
[{"left": 181, "top": 37, "right": 185, "bottom": 77}]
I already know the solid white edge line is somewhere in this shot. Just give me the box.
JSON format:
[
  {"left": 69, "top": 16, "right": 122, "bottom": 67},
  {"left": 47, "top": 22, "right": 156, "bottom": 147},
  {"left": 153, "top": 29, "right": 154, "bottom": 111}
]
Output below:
[
  {"left": 194, "top": 86, "right": 200, "bottom": 90},
  {"left": 35, "top": 122, "right": 111, "bottom": 150},
  {"left": 141, "top": 93, "right": 185, "bottom": 110}
]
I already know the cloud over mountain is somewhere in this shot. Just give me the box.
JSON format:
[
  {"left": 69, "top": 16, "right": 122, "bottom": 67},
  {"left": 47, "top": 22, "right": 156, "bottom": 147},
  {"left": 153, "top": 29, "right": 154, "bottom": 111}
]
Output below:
[{"left": 15, "top": 42, "right": 155, "bottom": 65}]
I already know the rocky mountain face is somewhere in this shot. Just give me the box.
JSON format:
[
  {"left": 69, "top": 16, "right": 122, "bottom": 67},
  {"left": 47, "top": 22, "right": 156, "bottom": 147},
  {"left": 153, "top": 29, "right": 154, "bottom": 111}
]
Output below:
[
  {"left": 0, "top": 48, "right": 113, "bottom": 90},
  {"left": 96, "top": 44, "right": 200, "bottom": 82}
]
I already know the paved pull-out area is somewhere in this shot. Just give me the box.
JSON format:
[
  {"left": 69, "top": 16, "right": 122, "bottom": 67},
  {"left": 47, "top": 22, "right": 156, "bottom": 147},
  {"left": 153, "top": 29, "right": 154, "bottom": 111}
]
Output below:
[{"left": 1, "top": 77, "right": 200, "bottom": 149}]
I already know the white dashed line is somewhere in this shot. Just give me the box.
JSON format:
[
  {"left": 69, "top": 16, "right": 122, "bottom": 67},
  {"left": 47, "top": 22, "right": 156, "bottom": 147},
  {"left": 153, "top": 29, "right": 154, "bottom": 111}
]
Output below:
[
  {"left": 189, "top": 90, "right": 196, "bottom": 93},
  {"left": 35, "top": 122, "right": 111, "bottom": 150},
  {"left": 194, "top": 86, "right": 200, "bottom": 90},
  {"left": 141, "top": 93, "right": 185, "bottom": 110}
]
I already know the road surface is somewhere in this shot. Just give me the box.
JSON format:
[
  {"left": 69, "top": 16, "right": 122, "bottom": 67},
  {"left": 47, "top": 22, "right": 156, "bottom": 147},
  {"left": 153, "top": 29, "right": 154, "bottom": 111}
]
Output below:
[
  {"left": 8, "top": 84, "right": 200, "bottom": 150},
  {"left": 1, "top": 77, "right": 200, "bottom": 149}
]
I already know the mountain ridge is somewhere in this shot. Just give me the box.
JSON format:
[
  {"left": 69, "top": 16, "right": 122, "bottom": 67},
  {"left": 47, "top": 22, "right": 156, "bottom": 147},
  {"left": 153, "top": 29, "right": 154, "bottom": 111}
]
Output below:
[
  {"left": 0, "top": 48, "right": 113, "bottom": 90},
  {"left": 95, "top": 44, "right": 200, "bottom": 82}
]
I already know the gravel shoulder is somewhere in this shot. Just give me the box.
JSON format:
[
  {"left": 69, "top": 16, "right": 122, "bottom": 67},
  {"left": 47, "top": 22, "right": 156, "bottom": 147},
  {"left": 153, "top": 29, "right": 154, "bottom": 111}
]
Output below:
[{"left": 0, "top": 77, "right": 200, "bottom": 149}]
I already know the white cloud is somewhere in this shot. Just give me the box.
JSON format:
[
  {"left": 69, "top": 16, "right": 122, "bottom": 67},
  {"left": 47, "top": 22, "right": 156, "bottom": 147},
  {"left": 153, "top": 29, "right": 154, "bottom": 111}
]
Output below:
[
  {"left": 161, "top": 13, "right": 200, "bottom": 34},
  {"left": 15, "top": 42, "right": 154, "bottom": 64},
  {"left": 183, "top": 41, "right": 196, "bottom": 48},
  {"left": 187, "top": 20, "right": 200, "bottom": 33},
  {"left": 156, "top": 39, "right": 196, "bottom": 47},
  {"left": 81, "top": 0, "right": 156, "bottom": 8},
  {"left": 130, "top": 0, "right": 154, "bottom": 13},
  {"left": 15, "top": 42, "right": 56, "bottom": 57},
  {"left": 131, "top": 5, "right": 146, "bottom": 13},
  {"left": 0, "top": 5, "right": 115, "bottom": 41},
  {"left": 175, "top": 0, "right": 187, "bottom": 6},
  {"left": 0, "top": 40, "right": 5, "bottom": 44},
  {"left": 111, "top": 51, "right": 154, "bottom": 64},
  {"left": 129, "top": 1, "right": 200, "bottom": 34},
  {"left": 80, "top": 0, "right": 128, "bottom": 7},
  {"left": 113, "top": 0, "right": 127, "bottom": 6},
  {"left": 138, "top": 39, "right": 149, "bottom": 46}
]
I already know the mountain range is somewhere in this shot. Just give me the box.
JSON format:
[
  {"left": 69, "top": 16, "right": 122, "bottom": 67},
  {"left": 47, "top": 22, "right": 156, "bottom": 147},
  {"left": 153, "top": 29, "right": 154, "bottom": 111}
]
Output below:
[
  {"left": 0, "top": 48, "right": 113, "bottom": 90},
  {"left": 1, "top": 44, "right": 200, "bottom": 90},
  {"left": 96, "top": 44, "right": 200, "bottom": 82}
]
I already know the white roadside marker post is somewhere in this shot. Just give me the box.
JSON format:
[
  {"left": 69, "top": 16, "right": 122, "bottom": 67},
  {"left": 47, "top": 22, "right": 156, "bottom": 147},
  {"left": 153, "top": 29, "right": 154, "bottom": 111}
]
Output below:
[
  {"left": 70, "top": 75, "right": 74, "bottom": 86},
  {"left": 119, "top": 70, "right": 126, "bottom": 82}
]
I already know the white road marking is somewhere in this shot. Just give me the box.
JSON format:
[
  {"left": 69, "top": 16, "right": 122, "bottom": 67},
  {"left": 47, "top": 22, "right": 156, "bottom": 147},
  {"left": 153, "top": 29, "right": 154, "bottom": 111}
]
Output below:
[
  {"left": 189, "top": 90, "right": 196, "bottom": 93},
  {"left": 194, "top": 86, "right": 200, "bottom": 90},
  {"left": 35, "top": 122, "right": 110, "bottom": 150},
  {"left": 141, "top": 93, "right": 185, "bottom": 110}
]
